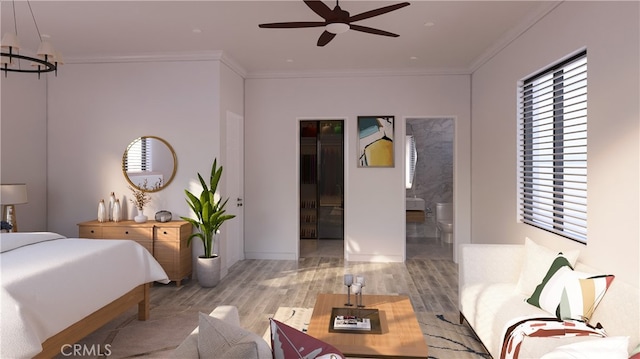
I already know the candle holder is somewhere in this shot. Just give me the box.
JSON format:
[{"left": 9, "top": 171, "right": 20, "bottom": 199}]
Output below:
[
  {"left": 352, "top": 283, "right": 363, "bottom": 307},
  {"left": 344, "top": 274, "right": 354, "bottom": 306},
  {"left": 355, "top": 276, "right": 365, "bottom": 307}
]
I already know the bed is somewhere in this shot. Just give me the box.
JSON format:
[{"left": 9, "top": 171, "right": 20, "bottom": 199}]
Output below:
[{"left": 0, "top": 232, "right": 169, "bottom": 358}]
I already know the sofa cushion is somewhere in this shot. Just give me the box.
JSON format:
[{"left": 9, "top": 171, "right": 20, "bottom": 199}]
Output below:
[
  {"left": 527, "top": 255, "right": 614, "bottom": 322},
  {"left": 539, "top": 336, "right": 629, "bottom": 359},
  {"left": 197, "top": 312, "right": 272, "bottom": 359},
  {"left": 270, "top": 318, "right": 345, "bottom": 359},
  {"left": 516, "top": 237, "right": 580, "bottom": 296}
]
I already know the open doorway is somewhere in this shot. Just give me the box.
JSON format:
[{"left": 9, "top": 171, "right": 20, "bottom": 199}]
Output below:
[
  {"left": 405, "top": 117, "right": 454, "bottom": 260},
  {"left": 299, "top": 120, "right": 344, "bottom": 258}
]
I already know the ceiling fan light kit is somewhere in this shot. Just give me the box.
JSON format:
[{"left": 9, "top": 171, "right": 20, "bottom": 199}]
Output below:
[{"left": 258, "top": 0, "right": 410, "bottom": 47}]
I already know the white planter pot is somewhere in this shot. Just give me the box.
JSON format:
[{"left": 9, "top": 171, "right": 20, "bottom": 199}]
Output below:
[{"left": 196, "top": 256, "right": 221, "bottom": 287}]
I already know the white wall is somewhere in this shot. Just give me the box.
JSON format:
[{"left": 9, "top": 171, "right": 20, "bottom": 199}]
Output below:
[
  {"left": 0, "top": 75, "right": 48, "bottom": 232},
  {"left": 244, "top": 74, "right": 471, "bottom": 262},
  {"left": 471, "top": 1, "right": 639, "bottom": 286},
  {"left": 46, "top": 60, "right": 222, "bottom": 239}
]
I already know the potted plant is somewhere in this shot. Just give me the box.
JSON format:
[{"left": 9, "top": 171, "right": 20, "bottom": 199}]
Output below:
[{"left": 181, "top": 159, "right": 235, "bottom": 287}]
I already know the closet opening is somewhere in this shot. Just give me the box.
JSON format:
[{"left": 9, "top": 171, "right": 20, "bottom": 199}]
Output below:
[{"left": 299, "top": 120, "right": 344, "bottom": 258}]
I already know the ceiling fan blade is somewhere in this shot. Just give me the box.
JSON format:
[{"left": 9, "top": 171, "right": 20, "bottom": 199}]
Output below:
[
  {"left": 259, "top": 21, "right": 326, "bottom": 29},
  {"left": 317, "top": 31, "right": 337, "bottom": 46},
  {"left": 304, "top": 0, "right": 334, "bottom": 20},
  {"left": 349, "top": 24, "right": 399, "bottom": 37},
  {"left": 348, "top": 2, "right": 410, "bottom": 23}
]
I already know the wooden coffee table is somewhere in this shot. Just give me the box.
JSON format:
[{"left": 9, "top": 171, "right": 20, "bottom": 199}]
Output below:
[{"left": 307, "top": 293, "right": 428, "bottom": 358}]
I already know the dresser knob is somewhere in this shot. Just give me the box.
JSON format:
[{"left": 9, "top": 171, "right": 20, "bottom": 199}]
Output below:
[
  {"left": 125, "top": 231, "right": 129, "bottom": 234},
  {"left": 90, "top": 230, "right": 95, "bottom": 234},
  {"left": 164, "top": 231, "right": 168, "bottom": 235}
]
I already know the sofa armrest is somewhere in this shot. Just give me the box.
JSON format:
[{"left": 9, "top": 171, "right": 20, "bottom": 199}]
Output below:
[{"left": 459, "top": 244, "right": 524, "bottom": 290}]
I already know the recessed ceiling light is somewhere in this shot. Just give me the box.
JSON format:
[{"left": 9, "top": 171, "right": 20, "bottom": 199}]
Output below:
[
  {"left": 286, "top": 59, "right": 294, "bottom": 63},
  {"left": 410, "top": 56, "right": 418, "bottom": 60},
  {"left": 424, "top": 22, "right": 435, "bottom": 27},
  {"left": 192, "top": 28, "right": 202, "bottom": 34}
]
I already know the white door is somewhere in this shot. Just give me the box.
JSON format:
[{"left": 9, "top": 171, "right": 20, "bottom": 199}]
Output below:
[{"left": 225, "top": 111, "right": 244, "bottom": 268}]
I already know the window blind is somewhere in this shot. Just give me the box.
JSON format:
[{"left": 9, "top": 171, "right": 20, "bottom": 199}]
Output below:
[
  {"left": 124, "top": 137, "right": 152, "bottom": 172},
  {"left": 518, "top": 50, "right": 587, "bottom": 243}
]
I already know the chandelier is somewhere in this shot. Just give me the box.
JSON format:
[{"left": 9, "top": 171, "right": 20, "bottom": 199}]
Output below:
[{"left": 1, "top": 0, "right": 62, "bottom": 78}]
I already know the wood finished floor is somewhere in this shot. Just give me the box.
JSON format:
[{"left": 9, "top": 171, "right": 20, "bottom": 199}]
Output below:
[{"left": 148, "top": 237, "right": 459, "bottom": 335}]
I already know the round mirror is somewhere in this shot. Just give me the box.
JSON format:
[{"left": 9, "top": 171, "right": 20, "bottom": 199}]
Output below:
[{"left": 122, "top": 136, "right": 177, "bottom": 193}]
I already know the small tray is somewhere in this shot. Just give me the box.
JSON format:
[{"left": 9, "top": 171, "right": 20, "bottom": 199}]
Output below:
[{"left": 329, "top": 307, "right": 382, "bottom": 334}]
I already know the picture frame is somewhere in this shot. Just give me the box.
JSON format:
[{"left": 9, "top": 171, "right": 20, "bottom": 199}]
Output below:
[{"left": 357, "top": 116, "right": 394, "bottom": 167}]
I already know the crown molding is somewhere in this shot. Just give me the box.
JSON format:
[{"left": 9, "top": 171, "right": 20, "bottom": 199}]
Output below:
[
  {"left": 244, "top": 67, "right": 471, "bottom": 80},
  {"left": 64, "top": 50, "right": 247, "bottom": 77},
  {"left": 468, "top": 1, "right": 563, "bottom": 73}
]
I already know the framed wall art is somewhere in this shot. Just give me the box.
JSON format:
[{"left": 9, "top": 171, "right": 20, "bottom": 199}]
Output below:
[{"left": 357, "top": 116, "right": 394, "bottom": 167}]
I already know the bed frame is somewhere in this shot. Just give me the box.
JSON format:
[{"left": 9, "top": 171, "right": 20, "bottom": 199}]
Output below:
[{"left": 33, "top": 283, "right": 151, "bottom": 359}]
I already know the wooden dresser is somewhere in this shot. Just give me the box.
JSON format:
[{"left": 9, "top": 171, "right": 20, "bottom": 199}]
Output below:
[{"left": 78, "top": 220, "right": 192, "bottom": 286}]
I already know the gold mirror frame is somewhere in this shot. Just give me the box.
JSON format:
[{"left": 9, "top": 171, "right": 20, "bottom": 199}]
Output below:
[{"left": 122, "top": 136, "right": 177, "bottom": 193}]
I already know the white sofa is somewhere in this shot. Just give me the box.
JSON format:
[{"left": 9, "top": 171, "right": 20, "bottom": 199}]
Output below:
[
  {"left": 171, "top": 306, "right": 272, "bottom": 359},
  {"left": 459, "top": 242, "right": 640, "bottom": 359}
]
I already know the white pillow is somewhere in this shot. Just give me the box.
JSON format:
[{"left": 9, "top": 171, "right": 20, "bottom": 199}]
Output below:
[
  {"left": 197, "top": 312, "right": 272, "bottom": 358},
  {"left": 539, "top": 337, "right": 629, "bottom": 359},
  {"left": 515, "top": 237, "right": 580, "bottom": 296}
]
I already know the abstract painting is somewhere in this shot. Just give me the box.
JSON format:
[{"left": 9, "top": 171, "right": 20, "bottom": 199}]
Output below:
[{"left": 358, "top": 116, "right": 394, "bottom": 167}]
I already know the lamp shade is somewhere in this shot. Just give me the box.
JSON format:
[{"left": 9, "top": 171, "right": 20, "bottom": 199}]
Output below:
[
  {"left": 1, "top": 184, "right": 28, "bottom": 205},
  {"left": 1, "top": 33, "right": 20, "bottom": 49}
]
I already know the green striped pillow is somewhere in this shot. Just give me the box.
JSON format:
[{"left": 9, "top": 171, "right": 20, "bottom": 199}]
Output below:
[{"left": 526, "top": 254, "right": 615, "bottom": 322}]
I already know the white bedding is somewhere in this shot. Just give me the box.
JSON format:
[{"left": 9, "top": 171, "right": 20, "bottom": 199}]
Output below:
[{"left": 0, "top": 232, "right": 169, "bottom": 358}]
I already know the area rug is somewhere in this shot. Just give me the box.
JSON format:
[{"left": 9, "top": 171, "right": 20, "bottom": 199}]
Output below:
[
  {"left": 264, "top": 307, "right": 490, "bottom": 359},
  {"left": 67, "top": 306, "right": 489, "bottom": 359}
]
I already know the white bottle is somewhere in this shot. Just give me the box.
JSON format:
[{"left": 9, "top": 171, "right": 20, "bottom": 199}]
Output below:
[
  {"left": 98, "top": 199, "right": 107, "bottom": 223},
  {"left": 113, "top": 199, "right": 122, "bottom": 222},
  {"left": 108, "top": 192, "right": 116, "bottom": 221}
]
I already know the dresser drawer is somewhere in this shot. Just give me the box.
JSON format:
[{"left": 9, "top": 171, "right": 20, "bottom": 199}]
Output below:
[
  {"left": 79, "top": 226, "right": 103, "bottom": 239},
  {"left": 102, "top": 226, "right": 152, "bottom": 240},
  {"left": 154, "top": 227, "right": 180, "bottom": 241}
]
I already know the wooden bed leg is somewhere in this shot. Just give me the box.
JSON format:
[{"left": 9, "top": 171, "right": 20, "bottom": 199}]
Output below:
[{"left": 138, "top": 283, "right": 150, "bottom": 320}]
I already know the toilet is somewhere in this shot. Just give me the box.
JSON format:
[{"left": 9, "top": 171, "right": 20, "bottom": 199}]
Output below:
[{"left": 435, "top": 203, "right": 454, "bottom": 243}]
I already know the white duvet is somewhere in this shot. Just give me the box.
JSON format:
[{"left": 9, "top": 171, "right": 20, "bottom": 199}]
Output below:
[{"left": 0, "top": 232, "right": 169, "bottom": 358}]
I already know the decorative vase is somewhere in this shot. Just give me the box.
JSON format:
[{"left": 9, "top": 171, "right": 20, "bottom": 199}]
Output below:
[
  {"left": 97, "top": 199, "right": 107, "bottom": 223},
  {"left": 113, "top": 199, "right": 122, "bottom": 222},
  {"left": 196, "top": 256, "right": 221, "bottom": 287},
  {"left": 108, "top": 192, "right": 116, "bottom": 221},
  {"left": 134, "top": 208, "right": 147, "bottom": 223}
]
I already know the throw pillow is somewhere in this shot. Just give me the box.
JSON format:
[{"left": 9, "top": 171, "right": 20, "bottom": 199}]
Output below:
[
  {"left": 270, "top": 318, "right": 345, "bottom": 359},
  {"left": 516, "top": 237, "right": 580, "bottom": 296},
  {"left": 526, "top": 255, "right": 615, "bottom": 322},
  {"left": 197, "top": 312, "right": 272, "bottom": 358},
  {"left": 539, "top": 336, "right": 629, "bottom": 359},
  {"left": 630, "top": 343, "right": 640, "bottom": 359}
]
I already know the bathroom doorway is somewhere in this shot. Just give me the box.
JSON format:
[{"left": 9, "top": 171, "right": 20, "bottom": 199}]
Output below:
[{"left": 405, "top": 117, "right": 455, "bottom": 260}]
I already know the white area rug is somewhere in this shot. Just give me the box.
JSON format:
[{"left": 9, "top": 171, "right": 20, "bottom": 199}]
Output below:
[
  {"left": 263, "top": 308, "right": 489, "bottom": 359},
  {"left": 262, "top": 307, "right": 314, "bottom": 345}
]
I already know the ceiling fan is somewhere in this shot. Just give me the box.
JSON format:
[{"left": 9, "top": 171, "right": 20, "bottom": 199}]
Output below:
[{"left": 258, "top": 0, "right": 410, "bottom": 47}]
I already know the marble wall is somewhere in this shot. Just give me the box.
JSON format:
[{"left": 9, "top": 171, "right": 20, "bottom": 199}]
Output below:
[{"left": 406, "top": 118, "right": 454, "bottom": 238}]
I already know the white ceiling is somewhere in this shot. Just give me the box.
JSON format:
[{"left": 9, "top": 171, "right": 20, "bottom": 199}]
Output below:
[{"left": 1, "top": 1, "right": 558, "bottom": 77}]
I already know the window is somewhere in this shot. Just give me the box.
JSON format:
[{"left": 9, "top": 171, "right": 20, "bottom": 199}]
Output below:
[
  {"left": 518, "top": 50, "right": 587, "bottom": 243},
  {"left": 124, "top": 136, "right": 152, "bottom": 172}
]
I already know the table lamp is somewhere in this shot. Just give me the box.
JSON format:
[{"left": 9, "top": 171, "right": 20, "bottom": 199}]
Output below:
[{"left": 1, "top": 184, "right": 28, "bottom": 232}]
